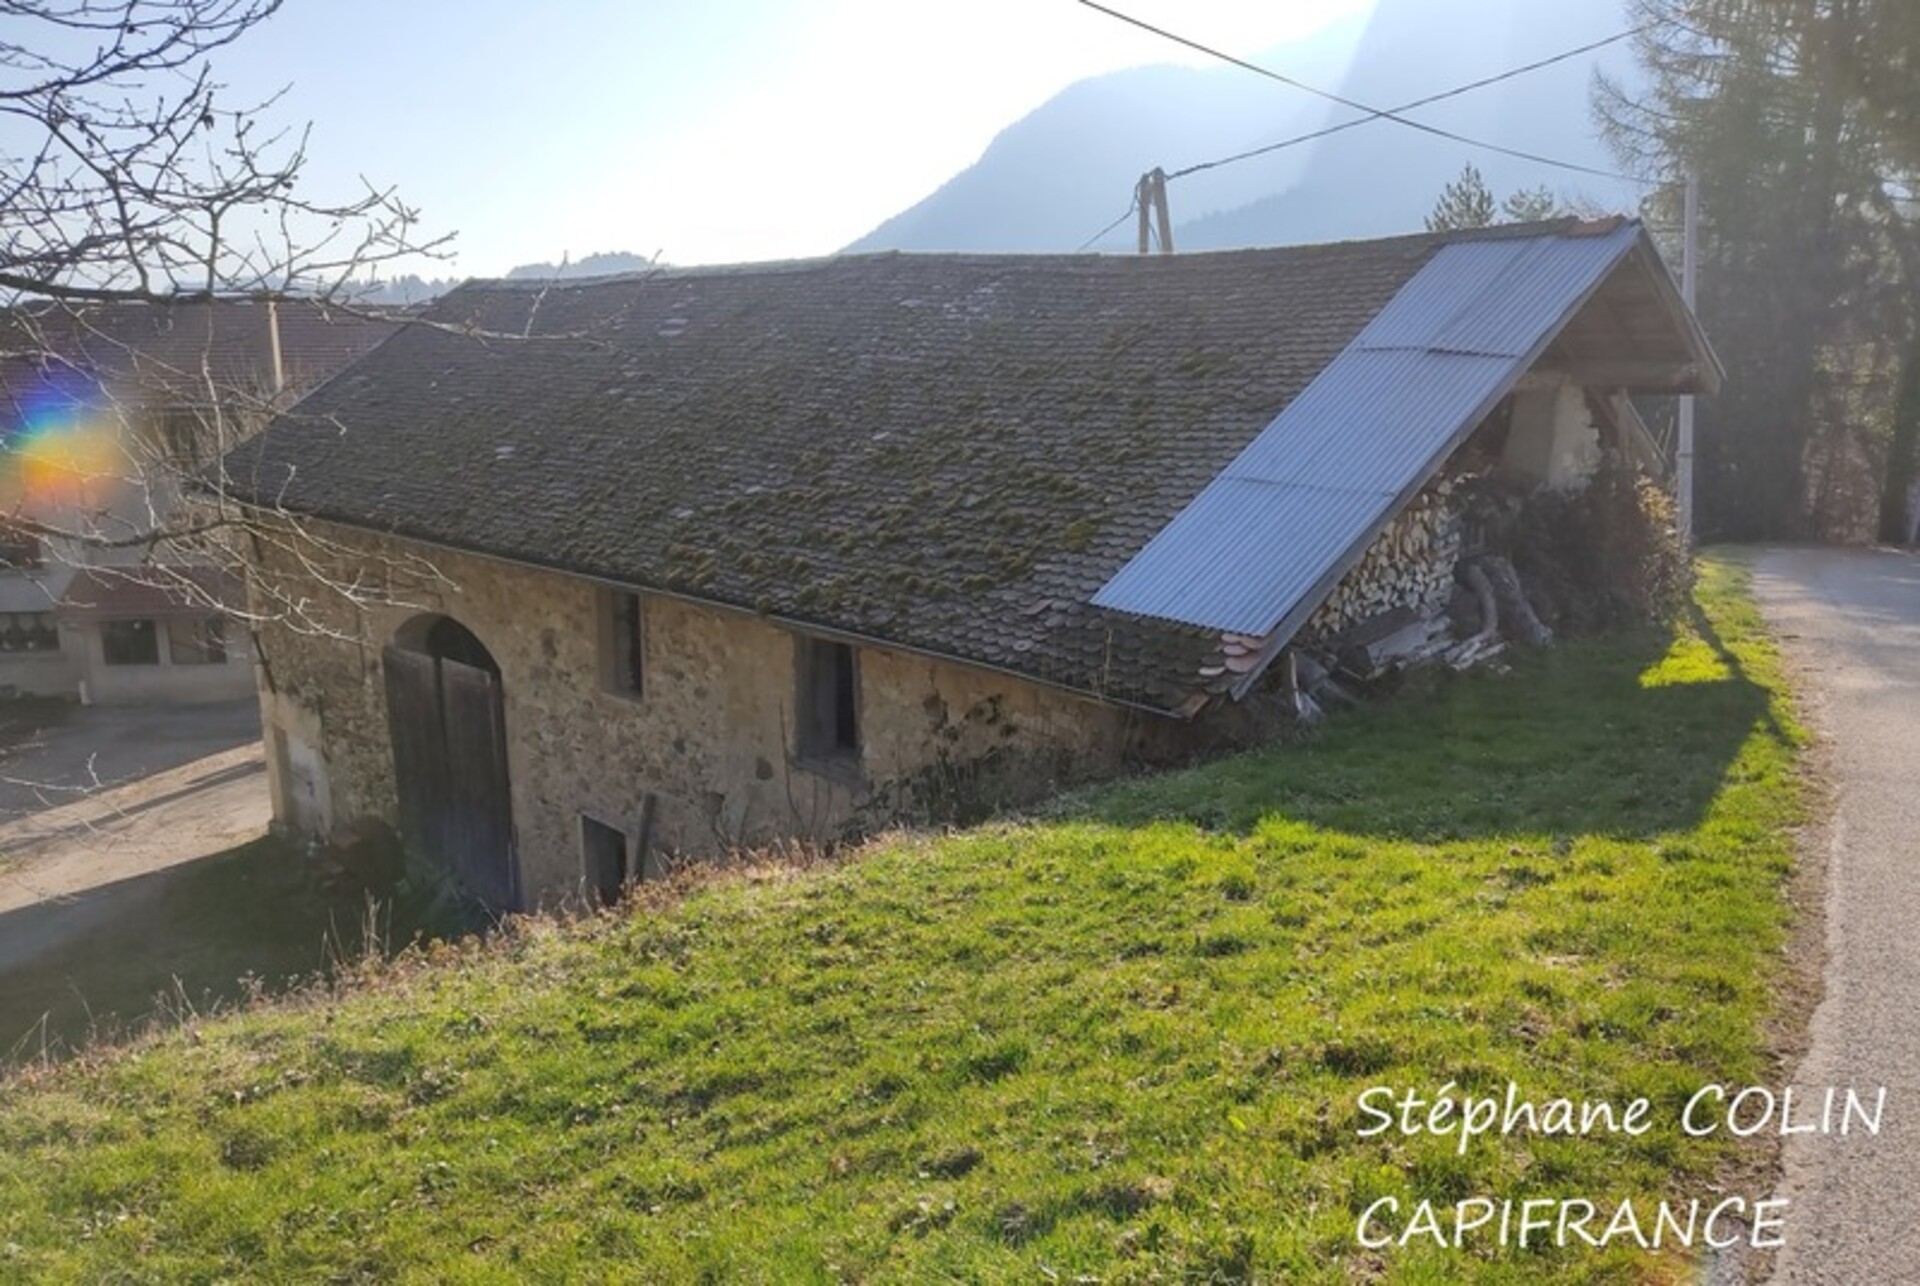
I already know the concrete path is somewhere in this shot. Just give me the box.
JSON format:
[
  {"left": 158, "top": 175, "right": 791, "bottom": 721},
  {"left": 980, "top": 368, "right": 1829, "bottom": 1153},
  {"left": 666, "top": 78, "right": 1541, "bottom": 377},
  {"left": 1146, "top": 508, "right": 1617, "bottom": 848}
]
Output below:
[
  {"left": 0, "top": 699, "right": 262, "bottom": 822},
  {"left": 1750, "top": 546, "right": 1920, "bottom": 1283},
  {"left": 0, "top": 701, "right": 270, "bottom": 971}
]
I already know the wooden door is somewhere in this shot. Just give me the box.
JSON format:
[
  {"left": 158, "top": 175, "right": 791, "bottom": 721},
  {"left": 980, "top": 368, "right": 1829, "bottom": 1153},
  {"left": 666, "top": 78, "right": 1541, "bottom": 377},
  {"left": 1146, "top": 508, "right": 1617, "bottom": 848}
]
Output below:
[
  {"left": 383, "top": 646, "right": 443, "bottom": 865},
  {"left": 438, "top": 657, "right": 518, "bottom": 909},
  {"left": 383, "top": 644, "right": 518, "bottom": 910}
]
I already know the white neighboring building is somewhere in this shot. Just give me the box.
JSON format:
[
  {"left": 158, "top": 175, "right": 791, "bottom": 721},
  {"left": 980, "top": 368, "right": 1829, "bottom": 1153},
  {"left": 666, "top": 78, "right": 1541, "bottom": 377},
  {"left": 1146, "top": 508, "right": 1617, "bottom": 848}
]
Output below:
[{"left": 0, "top": 300, "right": 396, "bottom": 703}]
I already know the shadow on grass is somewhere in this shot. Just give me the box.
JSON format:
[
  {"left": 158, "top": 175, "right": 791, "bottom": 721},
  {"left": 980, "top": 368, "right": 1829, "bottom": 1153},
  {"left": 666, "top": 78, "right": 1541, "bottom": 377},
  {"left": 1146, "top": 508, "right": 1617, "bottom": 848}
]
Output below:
[
  {"left": 1084, "top": 623, "right": 1782, "bottom": 842},
  {"left": 0, "top": 837, "right": 441, "bottom": 1068}
]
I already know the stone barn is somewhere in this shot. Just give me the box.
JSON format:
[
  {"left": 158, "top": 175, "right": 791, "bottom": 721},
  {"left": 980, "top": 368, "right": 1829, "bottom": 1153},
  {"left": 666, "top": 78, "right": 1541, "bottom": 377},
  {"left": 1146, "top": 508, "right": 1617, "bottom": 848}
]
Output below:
[{"left": 223, "top": 217, "right": 1719, "bottom": 910}]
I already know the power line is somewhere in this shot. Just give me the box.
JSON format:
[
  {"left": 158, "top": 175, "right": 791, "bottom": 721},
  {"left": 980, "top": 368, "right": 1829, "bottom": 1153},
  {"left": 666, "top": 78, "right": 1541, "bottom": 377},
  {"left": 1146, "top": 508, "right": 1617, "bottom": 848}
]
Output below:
[
  {"left": 1077, "top": 0, "right": 1644, "bottom": 185},
  {"left": 1169, "top": 26, "right": 1651, "bottom": 181},
  {"left": 1077, "top": 194, "right": 1138, "bottom": 251},
  {"left": 1069, "top": 14, "right": 1654, "bottom": 250}
]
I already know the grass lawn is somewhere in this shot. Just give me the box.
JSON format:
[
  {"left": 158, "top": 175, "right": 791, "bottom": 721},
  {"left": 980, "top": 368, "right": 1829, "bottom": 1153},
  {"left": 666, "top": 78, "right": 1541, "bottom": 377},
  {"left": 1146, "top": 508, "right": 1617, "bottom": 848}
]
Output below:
[{"left": 0, "top": 559, "right": 1804, "bottom": 1282}]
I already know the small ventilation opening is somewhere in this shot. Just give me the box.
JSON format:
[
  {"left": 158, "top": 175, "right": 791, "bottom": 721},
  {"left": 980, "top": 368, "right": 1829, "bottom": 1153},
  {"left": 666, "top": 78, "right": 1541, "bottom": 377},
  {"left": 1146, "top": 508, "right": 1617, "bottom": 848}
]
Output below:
[
  {"left": 797, "top": 637, "right": 859, "bottom": 760},
  {"left": 581, "top": 815, "right": 628, "bottom": 907}
]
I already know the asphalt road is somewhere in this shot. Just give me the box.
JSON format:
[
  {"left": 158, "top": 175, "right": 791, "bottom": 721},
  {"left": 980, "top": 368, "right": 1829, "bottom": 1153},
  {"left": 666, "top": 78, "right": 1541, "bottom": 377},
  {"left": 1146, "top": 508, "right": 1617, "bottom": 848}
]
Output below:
[{"left": 1750, "top": 546, "right": 1920, "bottom": 1283}]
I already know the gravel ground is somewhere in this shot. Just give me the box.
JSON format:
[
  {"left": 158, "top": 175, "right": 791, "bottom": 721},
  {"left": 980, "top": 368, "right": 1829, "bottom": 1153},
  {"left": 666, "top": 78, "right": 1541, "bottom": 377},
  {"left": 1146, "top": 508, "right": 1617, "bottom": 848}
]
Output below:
[{"left": 1750, "top": 546, "right": 1920, "bottom": 1283}]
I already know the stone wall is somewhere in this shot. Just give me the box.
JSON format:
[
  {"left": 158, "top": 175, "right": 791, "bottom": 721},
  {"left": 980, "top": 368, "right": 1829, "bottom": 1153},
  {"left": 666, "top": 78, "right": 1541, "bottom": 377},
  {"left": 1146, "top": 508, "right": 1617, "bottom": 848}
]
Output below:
[
  {"left": 1502, "top": 386, "right": 1603, "bottom": 492},
  {"left": 250, "top": 520, "right": 1179, "bottom": 907}
]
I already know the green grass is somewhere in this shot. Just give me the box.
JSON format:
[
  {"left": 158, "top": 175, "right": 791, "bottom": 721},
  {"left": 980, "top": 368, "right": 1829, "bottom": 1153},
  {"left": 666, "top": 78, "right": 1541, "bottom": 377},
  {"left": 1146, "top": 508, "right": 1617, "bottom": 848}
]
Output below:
[{"left": 0, "top": 559, "right": 1804, "bottom": 1283}]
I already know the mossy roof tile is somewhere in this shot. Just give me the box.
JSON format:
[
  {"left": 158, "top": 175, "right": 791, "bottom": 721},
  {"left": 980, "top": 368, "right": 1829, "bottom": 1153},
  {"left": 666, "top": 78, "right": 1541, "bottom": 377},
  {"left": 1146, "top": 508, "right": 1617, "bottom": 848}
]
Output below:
[{"left": 222, "top": 232, "right": 1541, "bottom": 712}]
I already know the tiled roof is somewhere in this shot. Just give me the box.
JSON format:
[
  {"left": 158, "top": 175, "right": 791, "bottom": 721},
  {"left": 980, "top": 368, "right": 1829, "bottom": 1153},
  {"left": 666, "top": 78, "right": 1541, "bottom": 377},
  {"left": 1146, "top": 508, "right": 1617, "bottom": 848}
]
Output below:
[
  {"left": 0, "top": 300, "right": 398, "bottom": 409},
  {"left": 220, "top": 228, "right": 1574, "bottom": 712},
  {"left": 56, "top": 565, "right": 240, "bottom": 622}
]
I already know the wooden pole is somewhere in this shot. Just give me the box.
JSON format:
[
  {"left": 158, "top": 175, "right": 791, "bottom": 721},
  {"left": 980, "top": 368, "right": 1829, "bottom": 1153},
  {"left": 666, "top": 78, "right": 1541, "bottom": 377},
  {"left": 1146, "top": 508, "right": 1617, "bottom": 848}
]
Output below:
[
  {"left": 1151, "top": 168, "right": 1174, "bottom": 254},
  {"left": 1678, "top": 166, "right": 1699, "bottom": 547},
  {"left": 1136, "top": 173, "right": 1152, "bottom": 255}
]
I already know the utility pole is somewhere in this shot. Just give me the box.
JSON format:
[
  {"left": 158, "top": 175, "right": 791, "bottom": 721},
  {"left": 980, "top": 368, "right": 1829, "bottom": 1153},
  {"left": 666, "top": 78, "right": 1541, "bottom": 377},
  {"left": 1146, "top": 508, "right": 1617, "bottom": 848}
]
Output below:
[
  {"left": 1135, "top": 168, "right": 1174, "bottom": 255},
  {"left": 1678, "top": 165, "right": 1699, "bottom": 548}
]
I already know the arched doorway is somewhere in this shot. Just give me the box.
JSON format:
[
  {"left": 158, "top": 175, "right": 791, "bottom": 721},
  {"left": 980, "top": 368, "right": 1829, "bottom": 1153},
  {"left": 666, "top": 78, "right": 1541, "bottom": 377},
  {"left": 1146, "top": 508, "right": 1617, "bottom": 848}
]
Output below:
[{"left": 383, "top": 615, "right": 519, "bottom": 910}]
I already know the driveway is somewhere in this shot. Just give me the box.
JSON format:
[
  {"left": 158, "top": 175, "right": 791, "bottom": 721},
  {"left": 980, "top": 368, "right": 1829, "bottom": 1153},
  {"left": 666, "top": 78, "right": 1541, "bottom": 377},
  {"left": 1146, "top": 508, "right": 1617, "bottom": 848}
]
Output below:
[
  {"left": 0, "top": 700, "right": 270, "bottom": 956},
  {"left": 0, "top": 699, "right": 262, "bottom": 821},
  {"left": 1749, "top": 546, "right": 1920, "bottom": 1282}
]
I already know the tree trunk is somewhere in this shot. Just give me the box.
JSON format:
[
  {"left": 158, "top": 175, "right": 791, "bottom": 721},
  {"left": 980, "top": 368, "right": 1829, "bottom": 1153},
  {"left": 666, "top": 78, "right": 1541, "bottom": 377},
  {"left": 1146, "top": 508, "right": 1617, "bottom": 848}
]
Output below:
[{"left": 1879, "top": 331, "right": 1920, "bottom": 544}]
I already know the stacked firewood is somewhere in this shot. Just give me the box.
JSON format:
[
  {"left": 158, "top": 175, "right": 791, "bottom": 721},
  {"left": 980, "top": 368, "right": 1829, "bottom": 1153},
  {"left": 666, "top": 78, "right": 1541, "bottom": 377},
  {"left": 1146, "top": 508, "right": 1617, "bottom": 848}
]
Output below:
[{"left": 1304, "top": 479, "right": 1462, "bottom": 641}]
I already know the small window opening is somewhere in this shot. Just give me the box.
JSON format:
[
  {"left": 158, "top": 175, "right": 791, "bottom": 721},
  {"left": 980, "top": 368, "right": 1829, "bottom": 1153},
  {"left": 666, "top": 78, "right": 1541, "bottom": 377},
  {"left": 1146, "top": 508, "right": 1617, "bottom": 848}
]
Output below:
[
  {"left": 797, "top": 637, "right": 859, "bottom": 761},
  {"left": 102, "top": 618, "right": 160, "bottom": 666},
  {"left": 581, "top": 816, "right": 629, "bottom": 907},
  {"left": 167, "top": 615, "right": 228, "bottom": 665},
  {"left": 603, "top": 591, "right": 644, "bottom": 697}
]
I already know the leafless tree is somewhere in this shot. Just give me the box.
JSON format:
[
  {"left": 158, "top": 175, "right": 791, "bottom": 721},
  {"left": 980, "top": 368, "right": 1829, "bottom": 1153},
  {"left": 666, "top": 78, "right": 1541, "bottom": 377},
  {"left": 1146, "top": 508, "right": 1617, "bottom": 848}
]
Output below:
[
  {"left": 0, "top": 1, "right": 467, "bottom": 839},
  {"left": 0, "top": 0, "right": 457, "bottom": 575},
  {"left": 2, "top": 0, "right": 444, "bottom": 305}
]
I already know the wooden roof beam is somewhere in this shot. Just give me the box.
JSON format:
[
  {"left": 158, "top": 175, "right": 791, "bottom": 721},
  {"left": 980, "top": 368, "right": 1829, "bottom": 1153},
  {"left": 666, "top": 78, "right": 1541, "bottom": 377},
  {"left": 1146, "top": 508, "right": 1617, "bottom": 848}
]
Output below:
[{"left": 1526, "top": 359, "right": 1710, "bottom": 394}]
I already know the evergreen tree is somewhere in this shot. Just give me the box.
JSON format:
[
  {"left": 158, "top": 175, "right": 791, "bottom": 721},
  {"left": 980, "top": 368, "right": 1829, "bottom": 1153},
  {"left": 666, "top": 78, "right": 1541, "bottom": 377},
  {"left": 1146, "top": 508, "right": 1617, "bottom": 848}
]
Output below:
[
  {"left": 1501, "top": 187, "right": 1562, "bottom": 223},
  {"left": 1598, "top": 0, "right": 1889, "bottom": 540},
  {"left": 1766, "top": 0, "right": 1920, "bottom": 539},
  {"left": 1425, "top": 165, "right": 1497, "bottom": 232}
]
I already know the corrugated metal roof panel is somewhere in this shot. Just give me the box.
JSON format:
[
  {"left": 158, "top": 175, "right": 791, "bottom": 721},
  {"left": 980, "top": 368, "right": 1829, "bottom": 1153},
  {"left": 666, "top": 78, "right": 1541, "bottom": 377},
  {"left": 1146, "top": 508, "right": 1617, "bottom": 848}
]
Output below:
[
  {"left": 1088, "top": 352, "right": 1510, "bottom": 637},
  {"left": 1432, "top": 231, "right": 1637, "bottom": 356},
  {"left": 1352, "top": 237, "right": 1538, "bottom": 352},
  {"left": 1091, "top": 478, "right": 1400, "bottom": 638},
  {"left": 1092, "top": 222, "right": 1643, "bottom": 637},
  {"left": 1230, "top": 350, "right": 1515, "bottom": 492}
]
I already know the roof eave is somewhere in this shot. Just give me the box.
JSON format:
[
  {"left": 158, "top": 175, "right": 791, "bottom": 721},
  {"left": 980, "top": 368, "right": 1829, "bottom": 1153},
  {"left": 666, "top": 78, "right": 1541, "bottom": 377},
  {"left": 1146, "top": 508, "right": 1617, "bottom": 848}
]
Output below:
[
  {"left": 221, "top": 496, "right": 1200, "bottom": 721},
  {"left": 1627, "top": 232, "right": 1725, "bottom": 396}
]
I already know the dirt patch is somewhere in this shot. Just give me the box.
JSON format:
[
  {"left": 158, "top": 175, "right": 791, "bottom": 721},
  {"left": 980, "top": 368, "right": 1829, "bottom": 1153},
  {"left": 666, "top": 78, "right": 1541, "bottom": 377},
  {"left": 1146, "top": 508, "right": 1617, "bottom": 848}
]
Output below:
[{"left": 0, "top": 701, "right": 425, "bottom": 1066}]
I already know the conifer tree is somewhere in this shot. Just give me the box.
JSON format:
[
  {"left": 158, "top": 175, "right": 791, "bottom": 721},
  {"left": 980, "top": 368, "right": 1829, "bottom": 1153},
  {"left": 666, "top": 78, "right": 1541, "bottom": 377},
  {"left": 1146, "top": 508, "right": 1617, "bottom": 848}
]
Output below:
[
  {"left": 1598, "top": 0, "right": 1889, "bottom": 539},
  {"left": 1425, "top": 165, "right": 1498, "bottom": 232}
]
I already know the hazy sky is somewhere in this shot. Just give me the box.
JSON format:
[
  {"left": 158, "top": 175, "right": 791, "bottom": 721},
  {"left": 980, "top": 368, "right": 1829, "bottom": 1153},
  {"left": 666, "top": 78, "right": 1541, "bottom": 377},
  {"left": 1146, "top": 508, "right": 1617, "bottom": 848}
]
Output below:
[{"left": 216, "top": 1, "right": 1373, "bottom": 277}]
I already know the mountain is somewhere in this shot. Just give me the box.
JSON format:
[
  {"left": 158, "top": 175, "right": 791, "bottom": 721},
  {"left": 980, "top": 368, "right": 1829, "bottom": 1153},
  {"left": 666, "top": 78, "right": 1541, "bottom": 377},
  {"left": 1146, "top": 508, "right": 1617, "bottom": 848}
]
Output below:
[
  {"left": 349, "top": 274, "right": 460, "bottom": 305},
  {"left": 849, "top": 0, "right": 1643, "bottom": 255},
  {"left": 505, "top": 251, "right": 659, "bottom": 280},
  {"left": 342, "top": 253, "right": 663, "bottom": 307},
  {"left": 845, "top": 14, "right": 1366, "bottom": 255}
]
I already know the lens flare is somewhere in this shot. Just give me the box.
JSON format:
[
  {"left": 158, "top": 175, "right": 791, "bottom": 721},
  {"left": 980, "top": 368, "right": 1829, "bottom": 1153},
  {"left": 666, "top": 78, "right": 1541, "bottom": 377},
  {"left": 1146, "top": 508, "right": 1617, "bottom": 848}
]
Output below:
[{"left": 0, "top": 369, "right": 126, "bottom": 508}]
